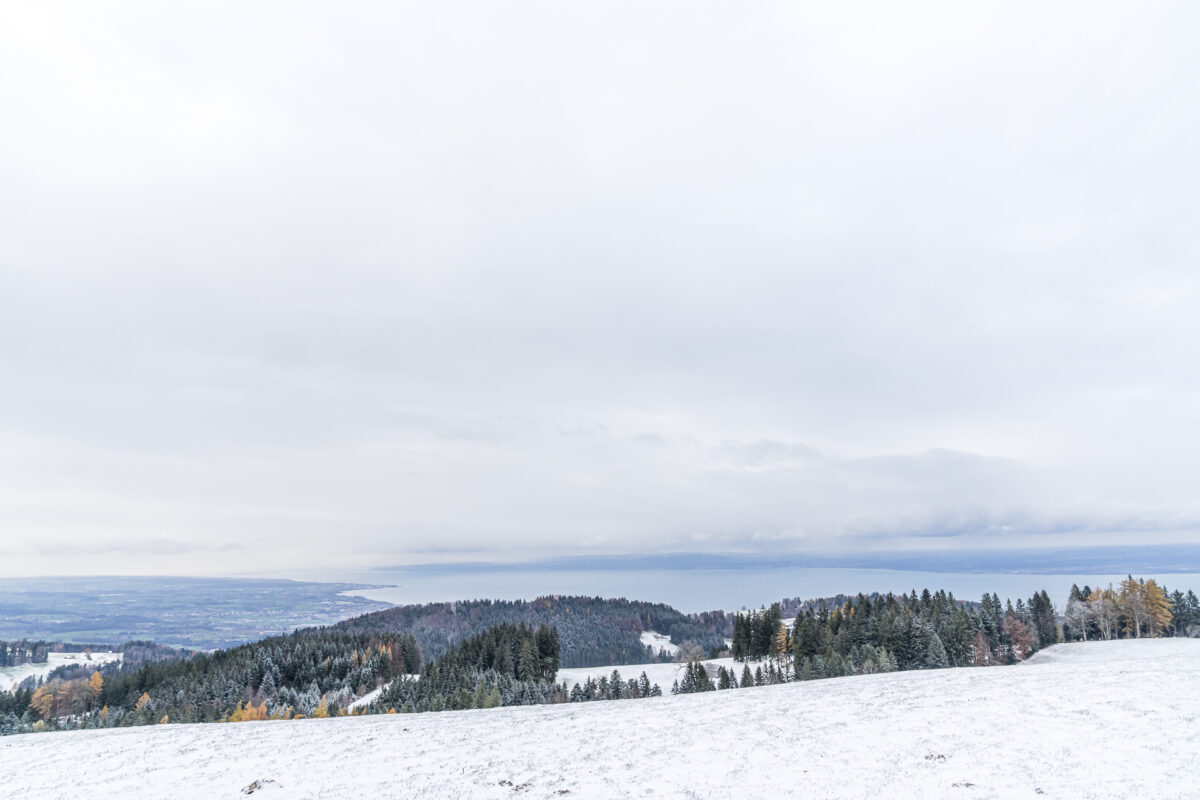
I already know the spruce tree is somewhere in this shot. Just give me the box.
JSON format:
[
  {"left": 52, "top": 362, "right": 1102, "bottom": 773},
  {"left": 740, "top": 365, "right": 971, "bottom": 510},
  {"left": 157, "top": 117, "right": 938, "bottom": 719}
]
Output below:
[{"left": 924, "top": 632, "right": 949, "bottom": 668}]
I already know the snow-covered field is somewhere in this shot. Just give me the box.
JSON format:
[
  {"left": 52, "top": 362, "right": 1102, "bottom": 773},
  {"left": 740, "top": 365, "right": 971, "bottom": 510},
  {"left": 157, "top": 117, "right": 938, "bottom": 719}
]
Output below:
[
  {"left": 557, "top": 657, "right": 736, "bottom": 691},
  {"left": 4, "top": 639, "right": 1198, "bottom": 799},
  {"left": 638, "top": 630, "right": 678, "bottom": 656},
  {"left": 0, "top": 652, "right": 122, "bottom": 691}
]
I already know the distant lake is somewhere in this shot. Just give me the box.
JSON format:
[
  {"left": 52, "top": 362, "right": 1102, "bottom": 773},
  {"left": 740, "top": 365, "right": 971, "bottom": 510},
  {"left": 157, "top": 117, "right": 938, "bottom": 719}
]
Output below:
[{"left": 292, "top": 566, "right": 1200, "bottom": 614}]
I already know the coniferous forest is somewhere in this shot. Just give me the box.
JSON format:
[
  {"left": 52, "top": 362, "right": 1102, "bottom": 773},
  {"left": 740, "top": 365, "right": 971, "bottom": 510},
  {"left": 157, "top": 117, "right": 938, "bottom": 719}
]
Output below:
[
  {"left": 375, "top": 623, "right": 563, "bottom": 712},
  {"left": 331, "top": 595, "right": 732, "bottom": 666},
  {"left": 1, "top": 580, "right": 1197, "bottom": 736}
]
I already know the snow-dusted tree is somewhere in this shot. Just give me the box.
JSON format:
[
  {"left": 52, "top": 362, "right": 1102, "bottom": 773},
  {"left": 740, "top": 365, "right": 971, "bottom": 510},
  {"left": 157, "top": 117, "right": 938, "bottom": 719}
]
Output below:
[
  {"left": 970, "top": 631, "right": 994, "bottom": 666},
  {"left": 1087, "top": 587, "right": 1119, "bottom": 640},
  {"left": 1064, "top": 594, "right": 1092, "bottom": 641},
  {"left": 608, "top": 670, "right": 623, "bottom": 700},
  {"left": 1119, "top": 577, "right": 1148, "bottom": 638},
  {"left": 1029, "top": 591, "right": 1058, "bottom": 647},
  {"left": 1001, "top": 616, "right": 1035, "bottom": 660},
  {"left": 924, "top": 633, "right": 949, "bottom": 668}
]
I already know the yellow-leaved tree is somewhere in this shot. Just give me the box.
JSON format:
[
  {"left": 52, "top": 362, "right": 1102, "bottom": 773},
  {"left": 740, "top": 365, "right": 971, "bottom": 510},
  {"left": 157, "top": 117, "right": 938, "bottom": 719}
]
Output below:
[
  {"left": 30, "top": 685, "right": 57, "bottom": 720},
  {"left": 774, "top": 624, "right": 789, "bottom": 658},
  {"left": 1143, "top": 578, "right": 1174, "bottom": 637},
  {"left": 1119, "top": 577, "right": 1174, "bottom": 638}
]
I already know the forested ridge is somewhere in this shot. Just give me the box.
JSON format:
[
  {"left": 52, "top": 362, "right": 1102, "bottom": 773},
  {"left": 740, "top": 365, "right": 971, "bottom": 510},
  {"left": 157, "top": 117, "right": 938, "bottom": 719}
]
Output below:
[
  {"left": 1, "top": 594, "right": 722, "bottom": 734},
  {"left": 2, "top": 579, "right": 1197, "bottom": 736},
  {"left": 691, "top": 577, "right": 1199, "bottom": 693},
  {"left": 331, "top": 595, "right": 732, "bottom": 667}
]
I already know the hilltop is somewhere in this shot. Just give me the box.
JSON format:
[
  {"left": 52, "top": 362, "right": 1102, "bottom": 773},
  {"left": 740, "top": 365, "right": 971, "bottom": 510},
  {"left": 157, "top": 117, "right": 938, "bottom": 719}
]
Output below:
[{"left": 4, "top": 638, "right": 1196, "bottom": 799}]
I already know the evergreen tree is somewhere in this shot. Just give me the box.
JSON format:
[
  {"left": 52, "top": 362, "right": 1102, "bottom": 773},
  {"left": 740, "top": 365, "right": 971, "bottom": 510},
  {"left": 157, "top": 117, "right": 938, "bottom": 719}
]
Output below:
[{"left": 924, "top": 633, "right": 949, "bottom": 668}]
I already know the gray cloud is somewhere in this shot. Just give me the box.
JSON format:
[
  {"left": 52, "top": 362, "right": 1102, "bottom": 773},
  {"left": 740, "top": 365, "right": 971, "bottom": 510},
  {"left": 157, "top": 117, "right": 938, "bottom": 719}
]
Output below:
[{"left": 2, "top": 2, "right": 1199, "bottom": 575}]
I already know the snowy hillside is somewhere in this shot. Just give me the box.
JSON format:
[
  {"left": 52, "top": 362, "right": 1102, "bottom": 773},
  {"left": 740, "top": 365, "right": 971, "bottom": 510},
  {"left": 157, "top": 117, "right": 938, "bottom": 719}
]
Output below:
[
  {"left": 557, "top": 656, "right": 736, "bottom": 691},
  {"left": 4, "top": 639, "right": 1198, "bottom": 799},
  {"left": 638, "top": 630, "right": 679, "bottom": 657},
  {"left": 0, "top": 651, "right": 121, "bottom": 692}
]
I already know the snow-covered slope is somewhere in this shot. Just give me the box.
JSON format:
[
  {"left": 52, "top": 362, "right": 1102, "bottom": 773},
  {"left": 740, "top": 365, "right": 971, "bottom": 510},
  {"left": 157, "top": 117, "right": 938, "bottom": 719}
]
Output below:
[
  {"left": 0, "top": 651, "right": 122, "bottom": 691},
  {"left": 557, "top": 657, "right": 736, "bottom": 690},
  {"left": 638, "top": 630, "right": 678, "bottom": 656},
  {"left": 4, "top": 639, "right": 1198, "bottom": 799},
  {"left": 346, "top": 674, "right": 420, "bottom": 711}
]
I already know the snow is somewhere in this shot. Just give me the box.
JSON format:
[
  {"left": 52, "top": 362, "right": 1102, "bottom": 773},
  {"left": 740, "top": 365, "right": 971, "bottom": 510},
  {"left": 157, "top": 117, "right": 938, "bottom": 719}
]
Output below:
[
  {"left": 348, "top": 675, "right": 420, "bottom": 711},
  {"left": 0, "top": 651, "right": 122, "bottom": 691},
  {"left": 347, "top": 686, "right": 383, "bottom": 711},
  {"left": 557, "top": 657, "right": 737, "bottom": 691},
  {"left": 637, "top": 630, "right": 678, "bottom": 656},
  {"left": 4, "top": 639, "right": 1199, "bottom": 799}
]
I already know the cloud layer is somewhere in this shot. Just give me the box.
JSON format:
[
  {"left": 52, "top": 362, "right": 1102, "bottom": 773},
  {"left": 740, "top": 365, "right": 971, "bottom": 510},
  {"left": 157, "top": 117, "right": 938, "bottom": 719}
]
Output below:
[{"left": 3, "top": 2, "right": 1199, "bottom": 574}]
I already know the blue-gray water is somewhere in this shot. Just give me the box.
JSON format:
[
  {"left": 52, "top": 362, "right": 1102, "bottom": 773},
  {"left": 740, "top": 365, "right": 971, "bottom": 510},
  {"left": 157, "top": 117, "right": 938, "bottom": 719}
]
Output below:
[{"left": 292, "top": 566, "right": 1200, "bottom": 613}]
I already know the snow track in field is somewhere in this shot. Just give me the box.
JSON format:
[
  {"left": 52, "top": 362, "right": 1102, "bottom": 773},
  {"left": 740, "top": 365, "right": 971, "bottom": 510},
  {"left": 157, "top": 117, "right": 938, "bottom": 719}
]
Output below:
[{"left": 4, "top": 639, "right": 1199, "bottom": 799}]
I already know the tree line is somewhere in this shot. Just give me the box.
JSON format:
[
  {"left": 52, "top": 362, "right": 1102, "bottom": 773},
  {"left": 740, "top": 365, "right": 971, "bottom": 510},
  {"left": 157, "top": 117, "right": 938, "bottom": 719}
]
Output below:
[
  {"left": 0, "top": 640, "right": 51, "bottom": 668},
  {"left": 332, "top": 595, "right": 731, "bottom": 667},
  {"left": 3, "top": 579, "right": 1197, "bottom": 736},
  {"left": 1062, "top": 578, "right": 1197, "bottom": 641}
]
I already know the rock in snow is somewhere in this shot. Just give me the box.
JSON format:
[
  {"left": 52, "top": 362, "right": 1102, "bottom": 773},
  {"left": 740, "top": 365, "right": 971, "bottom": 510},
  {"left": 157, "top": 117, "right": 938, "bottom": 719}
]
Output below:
[{"left": 3, "top": 638, "right": 1198, "bottom": 799}]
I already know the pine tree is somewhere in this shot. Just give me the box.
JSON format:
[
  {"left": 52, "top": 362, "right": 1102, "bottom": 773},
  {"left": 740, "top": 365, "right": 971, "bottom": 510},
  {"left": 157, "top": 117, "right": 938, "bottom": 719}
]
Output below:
[
  {"left": 731, "top": 614, "right": 749, "bottom": 660},
  {"left": 609, "top": 670, "right": 623, "bottom": 700},
  {"left": 924, "top": 633, "right": 949, "bottom": 668}
]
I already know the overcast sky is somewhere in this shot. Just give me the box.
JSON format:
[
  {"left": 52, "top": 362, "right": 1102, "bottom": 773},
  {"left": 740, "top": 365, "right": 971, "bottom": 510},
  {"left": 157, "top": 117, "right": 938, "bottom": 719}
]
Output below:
[{"left": 2, "top": 2, "right": 1199, "bottom": 576}]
